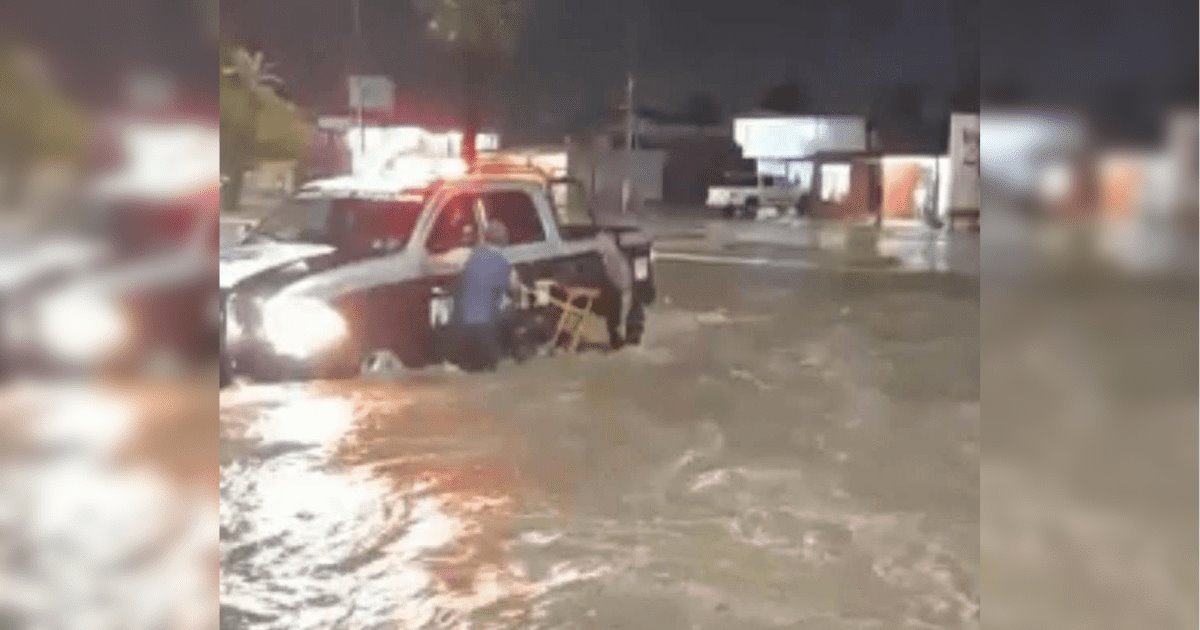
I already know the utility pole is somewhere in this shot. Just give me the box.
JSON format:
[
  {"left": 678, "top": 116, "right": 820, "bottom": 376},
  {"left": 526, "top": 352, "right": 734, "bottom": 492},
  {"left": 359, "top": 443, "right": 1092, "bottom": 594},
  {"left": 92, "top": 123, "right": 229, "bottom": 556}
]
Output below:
[
  {"left": 353, "top": 0, "right": 366, "bottom": 158},
  {"left": 625, "top": 72, "right": 635, "bottom": 153},
  {"left": 622, "top": 3, "right": 638, "bottom": 214}
]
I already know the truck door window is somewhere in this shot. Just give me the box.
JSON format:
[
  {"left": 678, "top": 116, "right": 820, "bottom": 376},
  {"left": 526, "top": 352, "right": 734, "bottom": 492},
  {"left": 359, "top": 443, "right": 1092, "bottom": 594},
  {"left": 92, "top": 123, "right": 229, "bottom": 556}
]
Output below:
[
  {"left": 333, "top": 199, "right": 424, "bottom": 253},
  {"left": 482, "top": 191, "right": 545, "bottom": 244},
  {"left": 254, "top": 198, "right": 332, "bottom": 243},
  {"left": 427, "top": 193, "right": 481, "bottom": 253},
  {"left": 548, "top": 180, "right": 594, "bottom": 228}
]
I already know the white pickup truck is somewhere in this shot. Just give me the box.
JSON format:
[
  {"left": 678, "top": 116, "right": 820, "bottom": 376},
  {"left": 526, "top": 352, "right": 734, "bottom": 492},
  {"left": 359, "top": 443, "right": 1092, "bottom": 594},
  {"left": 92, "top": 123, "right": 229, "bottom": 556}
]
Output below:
[
  {"left": 706, "top": 173, "right": 806, "bottom": 219},
  {"left": 219, "top": 174, "right": 656, "bottom": 383}
]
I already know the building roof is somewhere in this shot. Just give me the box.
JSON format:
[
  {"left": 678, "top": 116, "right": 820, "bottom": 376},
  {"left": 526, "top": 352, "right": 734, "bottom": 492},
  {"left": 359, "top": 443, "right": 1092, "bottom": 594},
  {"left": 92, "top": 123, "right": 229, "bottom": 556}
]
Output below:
[{"left": 734, "top": 109, "right": 867, "bottom": 121}]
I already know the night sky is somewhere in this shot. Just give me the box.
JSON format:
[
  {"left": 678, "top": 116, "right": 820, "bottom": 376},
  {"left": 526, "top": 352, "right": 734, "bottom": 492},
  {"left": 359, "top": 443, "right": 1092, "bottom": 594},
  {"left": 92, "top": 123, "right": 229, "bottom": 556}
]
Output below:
[
  {"left": 7, "top": 0, "right": 1196, "bottom": 141},
  {"left": 981, "top": 0, "right": 1196, "bottom": 104},
  {"left": 6, "top": 0, "right": 217, "bottom": 106},
  {"left": 221, "top": 0, "right": 975, "bottom": 142}
]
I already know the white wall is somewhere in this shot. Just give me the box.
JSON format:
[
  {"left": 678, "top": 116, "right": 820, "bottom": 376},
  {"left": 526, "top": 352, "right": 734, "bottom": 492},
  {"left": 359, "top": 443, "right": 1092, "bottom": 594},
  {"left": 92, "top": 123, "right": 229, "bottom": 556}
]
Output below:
[
  {"left": 734, "top": 116, "right": 868, "bottom": 160},
  {"left": 567, "top": 147, "right": 666, "bottom": 213},
  {"left": 980, "top": 110, "right": 1085, "bottom": 196}
]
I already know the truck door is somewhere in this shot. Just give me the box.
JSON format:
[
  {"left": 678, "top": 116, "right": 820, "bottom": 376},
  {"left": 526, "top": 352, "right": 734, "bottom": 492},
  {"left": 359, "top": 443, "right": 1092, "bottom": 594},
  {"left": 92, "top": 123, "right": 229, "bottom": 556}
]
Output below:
[
  {"left": 478, "top": 190, "right": 548, "bottom": 286},
  {"left": 422, "top": 192, "right": 484, "bottom": 335}
]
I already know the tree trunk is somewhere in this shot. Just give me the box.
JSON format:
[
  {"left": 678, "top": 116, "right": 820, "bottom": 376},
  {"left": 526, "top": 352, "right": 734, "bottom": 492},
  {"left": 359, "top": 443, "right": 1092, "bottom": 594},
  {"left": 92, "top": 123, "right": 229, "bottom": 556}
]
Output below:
[
  {"left": 460, "top": 51, "right": 485, "bottom": 172},
  {"left": 221, "top": 91, "right": 261, "bottom": 212},
  {"left": 463, "top": 102, "right": 480, "bottom": 171},
  {"left": 221, "top": 164, "right": 245, "bottom": 212}
]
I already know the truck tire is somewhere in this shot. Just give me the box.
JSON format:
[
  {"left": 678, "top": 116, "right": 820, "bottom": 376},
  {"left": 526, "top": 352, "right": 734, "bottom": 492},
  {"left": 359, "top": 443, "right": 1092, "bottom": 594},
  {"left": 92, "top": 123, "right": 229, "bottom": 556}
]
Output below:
[
  {"left": 359, "top": 349, "right": 406, "bottom": 379},
  {"left": 740, "top": 197, "right": 760, "bottom": 220},
  {"left": 625, "top": 299, "right": 646, "bottom": 346},
  {"left": 721, "top": 205, "right": 737, "bottom": 219}
]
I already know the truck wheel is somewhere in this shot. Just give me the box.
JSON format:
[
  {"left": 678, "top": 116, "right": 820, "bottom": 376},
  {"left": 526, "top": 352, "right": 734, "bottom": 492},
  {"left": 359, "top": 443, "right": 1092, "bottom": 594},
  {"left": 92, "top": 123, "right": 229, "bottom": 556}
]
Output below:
[
  {"left": 721, "top": 205, "right": 736, "bottom": 219},
  {"left": 625, "top": 300, "right": 646, "bottom": 346},
  {"left": 740, "top": 198, "right": 760, "bottom": 220},
  {"left": 360, "top": 349, "right": 406, "bottom": 379}
]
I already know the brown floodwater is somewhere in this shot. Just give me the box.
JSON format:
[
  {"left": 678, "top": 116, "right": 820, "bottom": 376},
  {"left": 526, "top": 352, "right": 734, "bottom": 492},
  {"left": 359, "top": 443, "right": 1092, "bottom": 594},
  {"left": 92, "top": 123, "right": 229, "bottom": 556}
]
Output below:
[{"left": 219, "top": 260, "right": 979, "bottom": 629}]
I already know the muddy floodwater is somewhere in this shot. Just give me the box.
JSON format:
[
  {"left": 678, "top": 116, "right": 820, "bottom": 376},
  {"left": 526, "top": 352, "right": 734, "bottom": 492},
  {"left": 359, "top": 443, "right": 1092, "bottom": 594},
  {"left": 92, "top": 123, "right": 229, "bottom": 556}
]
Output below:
[{"left": 220, "top": 258, "right": 979, "bottom": 629}]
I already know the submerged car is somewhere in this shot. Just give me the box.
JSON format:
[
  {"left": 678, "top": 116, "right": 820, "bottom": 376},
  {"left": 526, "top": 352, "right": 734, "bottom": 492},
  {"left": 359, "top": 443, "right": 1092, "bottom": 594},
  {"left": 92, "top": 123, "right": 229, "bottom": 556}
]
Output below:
[{"left": 219, "top": 175, "right": 656, "bottom": 384}]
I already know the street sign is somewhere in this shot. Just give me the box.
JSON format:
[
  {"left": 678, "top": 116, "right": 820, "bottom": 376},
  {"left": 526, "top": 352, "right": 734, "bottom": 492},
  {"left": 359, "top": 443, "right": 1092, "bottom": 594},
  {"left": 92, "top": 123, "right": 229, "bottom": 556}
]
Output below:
[{"left": 348, "top": 75, "right": 395, "bottom": 112}]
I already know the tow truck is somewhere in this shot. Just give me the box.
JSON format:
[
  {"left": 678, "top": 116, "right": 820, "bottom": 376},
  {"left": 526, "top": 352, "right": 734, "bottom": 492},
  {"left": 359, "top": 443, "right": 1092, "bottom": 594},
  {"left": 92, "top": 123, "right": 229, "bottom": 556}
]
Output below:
[{"left": 219, "top": 174, "right": 656, "bottom": 384}]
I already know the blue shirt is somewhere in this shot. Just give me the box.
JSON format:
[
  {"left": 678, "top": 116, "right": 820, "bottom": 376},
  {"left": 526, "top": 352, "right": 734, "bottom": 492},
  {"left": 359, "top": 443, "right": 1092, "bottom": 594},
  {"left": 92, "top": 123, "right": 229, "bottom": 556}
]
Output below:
[{"left": 457, "top": 245, "right": 512, "bottom": 325}]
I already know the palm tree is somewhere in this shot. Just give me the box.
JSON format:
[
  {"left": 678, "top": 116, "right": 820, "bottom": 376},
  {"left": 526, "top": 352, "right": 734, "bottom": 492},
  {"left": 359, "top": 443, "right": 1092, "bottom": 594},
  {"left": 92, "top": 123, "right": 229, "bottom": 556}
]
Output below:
[
  {"left": 0, "top": 46, "right": 86, "bottom": 208},
  {"left": 220, "top": 45, "right": 307, "bottom": 210},
  {"left": 413, "top": 0, "right": 526, "bottom": 168}
]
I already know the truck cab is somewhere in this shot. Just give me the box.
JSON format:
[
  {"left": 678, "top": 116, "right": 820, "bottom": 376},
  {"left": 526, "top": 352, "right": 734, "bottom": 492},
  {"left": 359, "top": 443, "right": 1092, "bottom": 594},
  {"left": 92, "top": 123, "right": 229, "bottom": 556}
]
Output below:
[{"left": 220, "top": 175, "right": 655, "bottom": 383}]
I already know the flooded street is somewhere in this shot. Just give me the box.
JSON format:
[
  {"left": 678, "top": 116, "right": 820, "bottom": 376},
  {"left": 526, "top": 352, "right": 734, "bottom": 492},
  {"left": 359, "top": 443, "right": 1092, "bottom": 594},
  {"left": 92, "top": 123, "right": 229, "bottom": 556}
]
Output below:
[{"left": 220, "top": 244, "right": 980, "bottom": 629}]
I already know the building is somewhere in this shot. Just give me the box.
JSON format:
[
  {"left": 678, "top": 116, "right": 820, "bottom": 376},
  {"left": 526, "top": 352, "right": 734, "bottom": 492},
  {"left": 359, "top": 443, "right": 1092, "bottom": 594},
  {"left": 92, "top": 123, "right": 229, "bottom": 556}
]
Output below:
[
  {"left": 983, "top": 107, "right": 1197, "bottom": 221},
  {"left": 485, "top": 139, "right": 666, "bottom": 215},
  {"left": 598, "top": 108, "right": 739, "bottom": 204},
  {"left": 732, "top": 112, "right": 874, "bottom": 219},
  {"left": 306, "top": 75, "right": 501, "bottom": 190},
  {"left": 315, "top": 113, "right": 500, "bottom": 190},
  {"left": 731, "top": 111, "right": 977, "bottom": 224}
]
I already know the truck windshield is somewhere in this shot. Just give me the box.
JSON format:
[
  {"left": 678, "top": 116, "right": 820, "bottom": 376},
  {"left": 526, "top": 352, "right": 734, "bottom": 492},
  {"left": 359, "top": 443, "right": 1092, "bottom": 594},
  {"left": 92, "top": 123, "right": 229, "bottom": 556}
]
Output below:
[
  {"left": 252, "top": 197, "right": 424, "bottom": 248},
  {"left": 548, "top": 180, "right": 595, "bottom": 228},
  {"left": 103, "top": 202, "right": 210, "bottom": 255}
]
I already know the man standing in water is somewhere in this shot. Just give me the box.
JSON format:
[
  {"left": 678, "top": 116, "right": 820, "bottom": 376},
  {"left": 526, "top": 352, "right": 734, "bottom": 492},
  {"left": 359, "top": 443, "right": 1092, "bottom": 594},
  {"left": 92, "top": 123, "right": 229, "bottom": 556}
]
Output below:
[
  {"left": 596, "top": 230, "right": 634, "bottom": 349},
  {"left": 455, "top": 221, "right": 518, "bottom": 371}
]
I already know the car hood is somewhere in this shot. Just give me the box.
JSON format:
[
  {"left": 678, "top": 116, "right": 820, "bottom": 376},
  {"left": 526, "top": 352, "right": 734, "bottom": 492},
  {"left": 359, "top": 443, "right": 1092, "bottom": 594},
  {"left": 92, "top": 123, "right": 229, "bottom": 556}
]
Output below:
[
  {"left": 219, "top": 241, "right": 336, "bottom": 289},
  {"left": 0, "top": 237, "right": 110, "bottom": 293}
]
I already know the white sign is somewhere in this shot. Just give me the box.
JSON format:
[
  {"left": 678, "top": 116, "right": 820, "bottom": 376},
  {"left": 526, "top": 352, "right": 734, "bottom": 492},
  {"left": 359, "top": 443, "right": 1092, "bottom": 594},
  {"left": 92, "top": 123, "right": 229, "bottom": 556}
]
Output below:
[
  {"left": 734, "top": 116, "right": 867, "bottom": 160},
  {"left": 348, "top": 75, "right": 395, "bottom": 111},
  {"left": 94, "top": 121, "right": 220, "bottom": 200}
]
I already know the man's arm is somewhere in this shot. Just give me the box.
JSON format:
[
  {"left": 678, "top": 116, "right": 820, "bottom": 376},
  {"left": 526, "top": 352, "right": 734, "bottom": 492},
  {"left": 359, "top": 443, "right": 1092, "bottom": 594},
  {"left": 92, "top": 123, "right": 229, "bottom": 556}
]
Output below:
[{"left": 506, "top": 267, "right": 524, "bottom": 306}]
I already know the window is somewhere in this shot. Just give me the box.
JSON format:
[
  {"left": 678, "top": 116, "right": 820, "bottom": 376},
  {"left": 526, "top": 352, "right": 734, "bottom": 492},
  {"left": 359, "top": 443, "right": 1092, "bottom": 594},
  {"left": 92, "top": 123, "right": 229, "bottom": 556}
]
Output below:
[
  {"left": 254, "top": 198, "right": 333, "bottom": 243},
  {"left": 820, "top": 163, "right": 852, "bottom": 203},
  {"left": 549, "top": 180, "right": 594, "bottom": 228},
  {"left": 332, "top": 199, "right": 424, "bottom": 251},
  {"left": 109, "top": 204, "right": 203, "bottom": 253},
  {"left": 482, "top": 191, "right": 545, "bottom": 244},
  {"left": 427, "top": 193, "right": 481, "bottom": 253}
]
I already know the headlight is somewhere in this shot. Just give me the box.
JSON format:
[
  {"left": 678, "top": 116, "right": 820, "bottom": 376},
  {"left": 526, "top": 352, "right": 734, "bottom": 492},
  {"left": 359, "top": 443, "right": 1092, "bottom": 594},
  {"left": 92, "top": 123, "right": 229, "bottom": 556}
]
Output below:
[
  {"left": 37, "top": 291, "right": 126, "bottom": 364},
  {"left": 260, "top": 296, "right": 347, "bottom": 358},
  {"left": 223, "top": 305, "right": 244, "bottom": 345}
]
